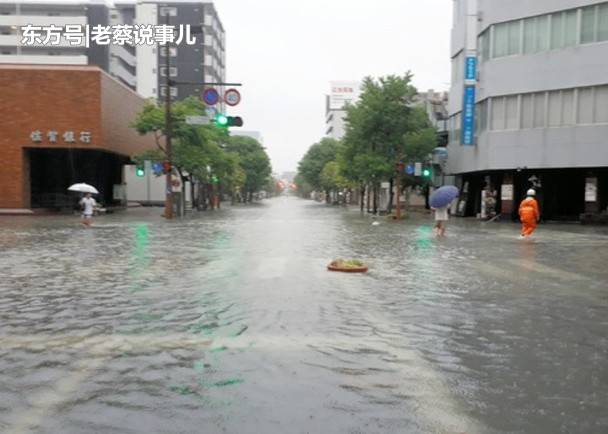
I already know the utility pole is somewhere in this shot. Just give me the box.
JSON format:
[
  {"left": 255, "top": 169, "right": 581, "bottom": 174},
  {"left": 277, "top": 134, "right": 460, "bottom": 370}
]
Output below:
[{"left": 163, "top": 14, "right": 174, "bottom": 219}]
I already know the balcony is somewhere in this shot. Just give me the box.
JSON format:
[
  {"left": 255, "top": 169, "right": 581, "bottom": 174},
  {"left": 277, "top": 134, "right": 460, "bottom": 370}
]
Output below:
[{"left": 0, "top": 15, "right": 86, "bottom": 28}]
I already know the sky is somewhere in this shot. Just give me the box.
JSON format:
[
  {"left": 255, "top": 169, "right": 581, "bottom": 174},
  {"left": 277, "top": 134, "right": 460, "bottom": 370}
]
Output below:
[{"left": 212, "top": 0, "right": 453, "bottom": 174}]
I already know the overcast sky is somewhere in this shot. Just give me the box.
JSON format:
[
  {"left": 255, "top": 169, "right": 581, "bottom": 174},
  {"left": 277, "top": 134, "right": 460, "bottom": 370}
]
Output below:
[{"left": 212, "top": 0, "right": 453, "bottom": 174}]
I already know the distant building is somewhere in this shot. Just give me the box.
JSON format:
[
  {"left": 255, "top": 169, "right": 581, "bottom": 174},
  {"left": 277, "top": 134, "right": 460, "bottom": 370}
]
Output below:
[
  {"left": 135, "top": 0, "right": 226, "bottom": 102},
  {"left": 0, "top": 0, "right": 226, "bottom": 101},
  {"left": 0, "top": 0, "right": 111, "bottom": 68},
  {"left": 325, "top": 81, "right": 361, "bottom": 140}
]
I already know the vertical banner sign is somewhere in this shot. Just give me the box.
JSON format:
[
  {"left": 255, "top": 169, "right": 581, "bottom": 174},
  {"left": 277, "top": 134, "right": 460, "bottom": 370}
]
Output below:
[
  {"left": 465, "top": 56, "right": 477, "bottom": 81},
  {"left": 462, "top": 85, "right": 476, "bottom": 145}
]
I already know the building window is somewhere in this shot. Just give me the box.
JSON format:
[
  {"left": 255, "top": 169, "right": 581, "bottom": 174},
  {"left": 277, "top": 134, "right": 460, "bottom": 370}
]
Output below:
[
  {"left": 533, "top": 92, "right": 546, "bottom": 128},
  {"left": 160, "top": 67, "right": 177, "bottom": 77},
  {"left": 599, "top": 4, "right": 608, "bottom": 41},
  {"left": 493, "top": 22, "right": 509, "bottom": 58},
  {"left": 564, "top": 10, "right": 578, "bottom": 47},
  {"left": 160, "top": 7, "right": 177, "bottom": 17},
  {"left": 491, "top": 97, "right": 505, "bottom": 130},
  {"left": 505, "top": 95, "right": 519, "bottom": 130},
  {"left": 561, "top": 89, "right": 575, "bottom": 126},
  {"left": 523, "top": 17, "right": 537, "bottom": 54},
  {"left": 548, "top": 90, "right": 562, "bottom": 127},
  {"left": 577, "top": 87, "right": 594, "bottom": 124},
  {"left": 160, "top": 47, "right": 177, "bottom": 57},
  {"left": 581, "top": 6, "right": 597, "bottom": 43},
  {"left": 521, "top": 94, "right": 534, "bottom": 128},
  {"left": 160, "top": 86, "right": 178, "bottom": 97},
  {"left": 595, "top": 85, "right": 608, "bottom": 123}
]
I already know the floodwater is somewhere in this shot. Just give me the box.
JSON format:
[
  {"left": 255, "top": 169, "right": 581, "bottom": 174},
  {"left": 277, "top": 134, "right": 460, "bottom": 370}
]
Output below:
[{"left": 1, "top": 197, "right": 607, "bottom": 434}]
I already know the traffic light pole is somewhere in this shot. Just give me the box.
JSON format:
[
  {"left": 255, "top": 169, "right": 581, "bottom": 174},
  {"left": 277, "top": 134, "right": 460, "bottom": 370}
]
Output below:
[
  {"left": 395, "top": 162, "right": 405, "bottom": 220},
  {"left": 164, "top": 46, "right": 174, "bottom": 219},
  {"left": 161, "top": 14, "right": 242, "bottom": 219}
]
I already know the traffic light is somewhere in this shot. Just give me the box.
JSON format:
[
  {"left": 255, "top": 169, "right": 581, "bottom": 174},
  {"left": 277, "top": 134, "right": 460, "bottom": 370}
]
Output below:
[
  {"left": 136, "top": 164, "right": 145, "bottom": 177},
  {"left": 215, "top": 113, "right": 244, "bottom": 127},
  {"left": 162, "top": 161, "right": 172, "bottom": 174},
  {"left": 422, "top": 167, "right": 432, "bottom": 178}
]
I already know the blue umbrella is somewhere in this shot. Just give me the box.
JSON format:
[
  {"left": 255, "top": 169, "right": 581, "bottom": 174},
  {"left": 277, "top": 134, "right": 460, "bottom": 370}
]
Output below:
[{"left": 430, "top": 186, "right": 459, "bottom": 208}]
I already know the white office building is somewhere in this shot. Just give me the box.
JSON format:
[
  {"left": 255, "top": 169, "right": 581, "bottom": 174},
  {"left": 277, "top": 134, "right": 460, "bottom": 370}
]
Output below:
[
  {"left": 448, "top": 0, "right": 608, "bottom": 221},
  {"left": 325, "top": 81, "right": 361, "bottom": 140}
]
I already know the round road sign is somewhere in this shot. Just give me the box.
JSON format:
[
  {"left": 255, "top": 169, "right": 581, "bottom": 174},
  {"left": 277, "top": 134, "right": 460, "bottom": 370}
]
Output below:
[
  {"left": 203, "top": 88, "right": 220, "bottom": 106},
  {"left": 224, "top": 88, "right": 241, "bottom": 106}
]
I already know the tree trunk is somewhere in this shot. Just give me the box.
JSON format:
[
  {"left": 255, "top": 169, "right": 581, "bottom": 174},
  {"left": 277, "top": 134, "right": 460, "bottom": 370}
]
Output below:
[
  {"left": 325, "top": 190, "right": 331, "bottom": 204},
  {"left": 387, "top": 177, "right": 394, "bottom": 214},
  {"left": 360, "top": 185, "right": 365, "bottom": 213},
  {"left": 373, "top": 184, "right": 378, "bottom": 215}
]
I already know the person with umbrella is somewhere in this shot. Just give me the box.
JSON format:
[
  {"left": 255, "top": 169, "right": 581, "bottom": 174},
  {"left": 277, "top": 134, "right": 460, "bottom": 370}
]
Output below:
[
  {"left": 79, "top": 192, "right": 97, "bottom": 226},
  {"left": 430, "top": 186, "right": 459, "bottom": 237},
  {"left": 519, "top": 189, "right": 540, "bottom": 239},
  {"left": 68, "top": 183, "right": 99, "bottom": 227}
]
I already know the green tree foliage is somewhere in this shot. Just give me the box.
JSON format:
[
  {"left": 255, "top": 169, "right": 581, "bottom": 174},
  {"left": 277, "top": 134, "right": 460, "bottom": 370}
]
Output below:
[
  {"left": 225, "top": 135, "right": 272, "bottom": 201},
  {"left": 131, "top": 96, "right": 258, "bottom": 206},
  {"left": 297, "top": 138, "right": 340, "bottom": 191},
  {"left": 319, "top": 161, "right": 349, "bottom": 193},
  {"left": 341, "top": 73, "right": 438, "bottom": 185}
]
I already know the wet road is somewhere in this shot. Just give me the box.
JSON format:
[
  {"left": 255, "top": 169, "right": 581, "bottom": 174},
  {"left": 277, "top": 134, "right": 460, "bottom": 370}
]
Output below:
[{"left": 1, "top": 197, "right": 607, "bottom": 434}]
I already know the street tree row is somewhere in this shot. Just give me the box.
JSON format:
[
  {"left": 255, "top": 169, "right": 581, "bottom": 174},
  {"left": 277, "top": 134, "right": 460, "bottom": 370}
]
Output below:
[
  {"left": 132, "top": 96, "right": 273, "bottom": 211},
  {"left": 296, "top": 73, "right": 439, "bottom": 213}
]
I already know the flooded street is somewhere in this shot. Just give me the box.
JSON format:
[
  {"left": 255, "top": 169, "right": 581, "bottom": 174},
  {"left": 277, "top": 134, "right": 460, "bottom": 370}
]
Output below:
[{"left": 1, "top": 197, "right": 607, "bottom": 434}]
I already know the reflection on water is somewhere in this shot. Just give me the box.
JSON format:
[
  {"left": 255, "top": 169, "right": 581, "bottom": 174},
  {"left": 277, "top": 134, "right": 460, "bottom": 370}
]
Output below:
[{"left": 0, "top": 198, "right": 607, "bottom": 434}]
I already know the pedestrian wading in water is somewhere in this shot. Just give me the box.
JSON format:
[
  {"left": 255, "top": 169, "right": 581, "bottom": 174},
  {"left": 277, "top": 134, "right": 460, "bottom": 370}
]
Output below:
[{"left": 519, "top": 189, "right": 540, "bottom": 239}]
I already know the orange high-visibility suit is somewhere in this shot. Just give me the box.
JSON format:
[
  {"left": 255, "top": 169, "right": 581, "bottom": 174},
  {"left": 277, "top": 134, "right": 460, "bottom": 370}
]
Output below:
[{"left": 519, "top": 197, "right": 540, "bottom": 237}]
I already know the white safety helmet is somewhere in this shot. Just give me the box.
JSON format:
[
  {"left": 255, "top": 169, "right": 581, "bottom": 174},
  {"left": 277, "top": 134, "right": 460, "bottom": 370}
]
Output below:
[{"left": 527, "top": 189, "right": 536, "bottom": 196}]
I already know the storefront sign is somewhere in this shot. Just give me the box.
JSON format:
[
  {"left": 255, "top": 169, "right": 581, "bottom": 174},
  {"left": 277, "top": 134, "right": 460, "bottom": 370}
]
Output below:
[
  {"left": 501, "top": 184, "right": 513, "bottom": 201},
  {"left": 30, "top": 130, "right": 92, "bottom": 144},
  {"left": 585, "top": 178, "right": 598, "bottom": 202},
  {"left": 465, "top": 56, "right": 477, "bottom": 81},
  {"left": 461, "top": 85, "right": 476, "bottom": 145}
]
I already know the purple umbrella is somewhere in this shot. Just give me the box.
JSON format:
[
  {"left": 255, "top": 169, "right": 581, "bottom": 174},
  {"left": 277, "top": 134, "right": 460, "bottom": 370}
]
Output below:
[{"left": 430, "top": 186, "right": 459, "bottom": 209}]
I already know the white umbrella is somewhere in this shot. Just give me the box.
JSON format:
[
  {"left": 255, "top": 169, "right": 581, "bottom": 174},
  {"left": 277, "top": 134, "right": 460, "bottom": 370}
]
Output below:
[{"left": 68, "top": 183, "right": 99, "bottom": 194}]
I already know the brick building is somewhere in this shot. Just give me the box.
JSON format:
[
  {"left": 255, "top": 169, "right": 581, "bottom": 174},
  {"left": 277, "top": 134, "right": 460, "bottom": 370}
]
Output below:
[{"left": 0, "top": 64, "right": 155, "bottom": 210}]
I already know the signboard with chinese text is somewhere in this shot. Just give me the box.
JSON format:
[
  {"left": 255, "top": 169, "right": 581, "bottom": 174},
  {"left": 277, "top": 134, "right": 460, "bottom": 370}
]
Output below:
[
  {"left": 30, "top": 130, "right": 92, "bottom": 144},
  {"left": 461, "top": 85, "right": 476, "bottom": 145},
  {"left": 329, "top": 81, "right": 361, "bottom": 110},
  {"left": 465, "top": 56, "right": 477, "bottom": 81}
]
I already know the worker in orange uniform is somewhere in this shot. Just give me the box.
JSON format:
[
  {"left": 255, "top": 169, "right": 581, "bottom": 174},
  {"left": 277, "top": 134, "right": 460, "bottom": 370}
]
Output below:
[{"left": 519, "top": 189, "right": 540, "bottom": 239}]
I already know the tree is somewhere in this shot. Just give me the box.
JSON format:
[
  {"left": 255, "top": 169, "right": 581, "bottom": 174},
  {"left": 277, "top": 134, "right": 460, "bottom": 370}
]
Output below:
[
  {"left": 225, "top": 135, "right": 272, "bottom": 202},
  {"left": 341, "top": 73, "right": 437, "bottom": 213},
  {"left": 132, "top": 96, "right": 236, "bottom": 211},
  {"left": 297, "top": 137, "right": 340, "bottom": 202}
]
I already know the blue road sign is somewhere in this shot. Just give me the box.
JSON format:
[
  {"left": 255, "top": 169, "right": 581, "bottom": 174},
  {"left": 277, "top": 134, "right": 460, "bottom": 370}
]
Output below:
[
  {"left": 462, "top": 85, "right": 476, "bottom": 145},
  {"left": 465, "top": 57, "right": 477, "bottom": 81},
  {"left": 405, "top": 164, "right": 415, "bottom": 175},
  {"left": 203, "top": 88, "right": 219, "bottom": 106},
  {"left": 152, "top": 162, "right": 163, "bottom": 175}
]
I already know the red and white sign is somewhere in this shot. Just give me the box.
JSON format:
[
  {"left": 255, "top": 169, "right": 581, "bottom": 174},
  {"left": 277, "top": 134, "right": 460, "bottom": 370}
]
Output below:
[
  {"left": 329, "top": 81, "right": 361, "bottom": 110},
  {"left": 224, "top": 88, "right": 241, "bottom": 106}
]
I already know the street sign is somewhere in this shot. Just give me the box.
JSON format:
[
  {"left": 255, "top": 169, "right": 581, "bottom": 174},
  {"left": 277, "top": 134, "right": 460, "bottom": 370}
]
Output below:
[
  {"left": 203, "top": 88, "right": 219, "bottom": 106},
  {"left": 224, "top": 88, "right": 241, "bottom": 106},
  {"left": 205, "top": 107, "right": 217, "bottom": 118},
  {"left": 462, "top": 85, "right": 476, "bottom": 145},
  {"left": 465, "top": 56, "right": 477, "bottom": 81},
  {"left": 405, "top": 164, "right": 415, "bottom": 175},
  {"left": 186, "top": 115, "right": 211, "bottom": 125},
  {"left": 415, "top": 162, "right": 422, "bottom": 177}
]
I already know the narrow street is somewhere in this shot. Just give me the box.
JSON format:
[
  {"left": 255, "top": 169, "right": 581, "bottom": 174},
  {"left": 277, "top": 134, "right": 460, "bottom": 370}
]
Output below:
[{"left": 1, "top": 197, "right": 607, "bottom": 434}]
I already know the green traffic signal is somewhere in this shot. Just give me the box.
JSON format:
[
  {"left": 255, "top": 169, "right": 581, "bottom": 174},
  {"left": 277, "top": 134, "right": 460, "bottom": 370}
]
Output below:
[
  {"left": 422, "top": 168, "right": 432, "bottom": 177},
  {"left": 215, "top": 114, "right": 229, "bottom": 126},
  {"left": 136, "top": 165, "right": 145, "bottom": 177},
  {"left": 215, "top": 114, "right": 244, "bottom": 128}
]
